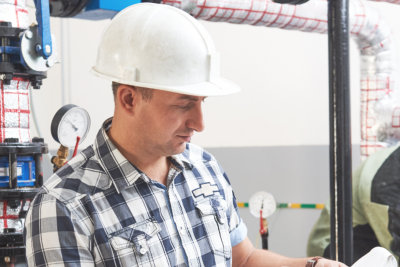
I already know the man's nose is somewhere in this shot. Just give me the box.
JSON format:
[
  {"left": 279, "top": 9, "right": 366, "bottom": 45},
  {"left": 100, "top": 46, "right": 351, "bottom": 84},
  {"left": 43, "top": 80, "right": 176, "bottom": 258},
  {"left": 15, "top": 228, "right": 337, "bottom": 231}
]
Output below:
[{"left": 186, "top": 104, "right": 204, "bottom": 132}]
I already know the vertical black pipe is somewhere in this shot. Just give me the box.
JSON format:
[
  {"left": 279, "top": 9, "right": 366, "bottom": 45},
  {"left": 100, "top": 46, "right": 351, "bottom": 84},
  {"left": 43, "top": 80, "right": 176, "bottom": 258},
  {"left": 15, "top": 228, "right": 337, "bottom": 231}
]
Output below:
[
  {"left": 9, "top": 153, "right": 17, "bottom": 189},
  {"left": 328, "top": 0, "right": 353, "bottom": 265}
]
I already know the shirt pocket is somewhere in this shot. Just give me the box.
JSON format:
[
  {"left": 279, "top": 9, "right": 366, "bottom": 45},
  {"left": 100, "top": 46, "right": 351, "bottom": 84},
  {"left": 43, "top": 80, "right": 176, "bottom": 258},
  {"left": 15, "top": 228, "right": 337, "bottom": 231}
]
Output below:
[
  {"left": 109, "top": 219, "right": 161, "bottom": 266},
  {"left": 195, "top": 197, "right": 232, "bottom": 259}
]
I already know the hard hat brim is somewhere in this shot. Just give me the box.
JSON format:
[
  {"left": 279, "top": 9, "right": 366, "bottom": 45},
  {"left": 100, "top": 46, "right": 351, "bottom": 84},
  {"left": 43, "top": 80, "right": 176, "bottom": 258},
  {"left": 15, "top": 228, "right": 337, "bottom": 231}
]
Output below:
[{"left": 91, "top": 67, "right": 241, "bottom": 97}]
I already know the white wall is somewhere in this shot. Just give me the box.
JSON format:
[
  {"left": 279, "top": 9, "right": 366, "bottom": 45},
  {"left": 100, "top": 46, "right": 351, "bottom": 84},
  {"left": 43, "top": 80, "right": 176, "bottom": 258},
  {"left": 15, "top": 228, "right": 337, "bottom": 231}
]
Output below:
[{"left": 32, "top": 18, "right": 338, "bottom": 150}]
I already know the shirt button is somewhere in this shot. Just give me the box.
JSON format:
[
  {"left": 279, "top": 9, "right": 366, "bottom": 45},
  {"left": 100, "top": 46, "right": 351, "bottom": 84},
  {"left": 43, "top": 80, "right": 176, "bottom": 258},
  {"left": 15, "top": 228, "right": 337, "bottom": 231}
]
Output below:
[{"left": 139, "top": 248, "right": 147, "bottom": 254}]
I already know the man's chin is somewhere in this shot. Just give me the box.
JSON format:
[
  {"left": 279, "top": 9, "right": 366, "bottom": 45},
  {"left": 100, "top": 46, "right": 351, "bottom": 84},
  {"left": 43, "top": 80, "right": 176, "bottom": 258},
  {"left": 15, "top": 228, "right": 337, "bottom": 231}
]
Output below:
[{"left": 172, "top": 142, "right": 187, "bottom": 155}]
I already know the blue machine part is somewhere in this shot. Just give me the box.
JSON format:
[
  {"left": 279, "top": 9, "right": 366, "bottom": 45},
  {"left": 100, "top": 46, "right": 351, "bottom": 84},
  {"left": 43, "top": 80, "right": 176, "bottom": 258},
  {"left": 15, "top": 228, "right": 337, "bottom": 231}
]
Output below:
[
  {"left": 0, "top": 46, "right": 20, "bottom": 55},
  {"left": 86, "top": 0, "right": 141, "bottom": 12},
  {"left": 74, "top": 0, "right": 141, "bottom": 20},
  {"left": 0, "top": 156, "right": 36, "bottom": 188},
  {"left": 34, "top": 0, "right": 53, "bottom": 58}
]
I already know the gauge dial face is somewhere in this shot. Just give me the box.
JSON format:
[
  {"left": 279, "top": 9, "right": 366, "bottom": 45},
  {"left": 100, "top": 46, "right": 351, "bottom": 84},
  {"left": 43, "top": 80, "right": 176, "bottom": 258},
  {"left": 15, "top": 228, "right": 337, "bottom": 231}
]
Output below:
[
  {"left": 51, "top": 105, "right": 91, "bottom": 147},
  {"left": 249, "top": 191, "right": 276, "bottom": 218}
]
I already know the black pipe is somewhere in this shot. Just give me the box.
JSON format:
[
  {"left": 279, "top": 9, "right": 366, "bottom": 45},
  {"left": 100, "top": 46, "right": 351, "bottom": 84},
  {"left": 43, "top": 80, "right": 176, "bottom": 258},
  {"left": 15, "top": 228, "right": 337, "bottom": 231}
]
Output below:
[
  {"left": 49, "top": 0, "right": 90, "bottom": 17},
  {"left": 272, "top": 0, "right": 310, "bottom": 4},
  {"left": 261, "top": 232, "right": 268, "bottom": 250},
  {"left": 328, "top": 0, "right": 353, "bottom": 265},
  {"left": 33, "top": 137, "right": 45, "bottom": 187},
  {"left": 9, "top": 153, "right": 17, "bottom": 189}
]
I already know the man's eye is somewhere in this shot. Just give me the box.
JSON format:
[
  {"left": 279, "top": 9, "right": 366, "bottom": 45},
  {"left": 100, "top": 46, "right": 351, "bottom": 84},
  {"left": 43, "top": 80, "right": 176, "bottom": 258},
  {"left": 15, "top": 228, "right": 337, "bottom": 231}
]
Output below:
[
  {"left": 179, "top": 105, "right": 191, "bottom": 110},
  {"left": 176, "top": 103, "right": 194, "bottom": 110}
]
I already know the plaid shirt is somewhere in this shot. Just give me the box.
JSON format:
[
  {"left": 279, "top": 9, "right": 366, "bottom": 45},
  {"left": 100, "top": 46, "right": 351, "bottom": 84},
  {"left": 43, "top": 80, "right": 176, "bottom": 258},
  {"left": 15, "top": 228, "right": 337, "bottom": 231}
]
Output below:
[{"left": 24, "top": 118, "right": 247, "bottom": 267}]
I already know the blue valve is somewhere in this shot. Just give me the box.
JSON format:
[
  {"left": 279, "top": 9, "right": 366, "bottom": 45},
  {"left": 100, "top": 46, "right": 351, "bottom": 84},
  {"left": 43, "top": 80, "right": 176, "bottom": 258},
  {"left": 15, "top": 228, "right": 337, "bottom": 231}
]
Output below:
[{"left": 33, "top": 0, "right": 52, "bottom": 59}]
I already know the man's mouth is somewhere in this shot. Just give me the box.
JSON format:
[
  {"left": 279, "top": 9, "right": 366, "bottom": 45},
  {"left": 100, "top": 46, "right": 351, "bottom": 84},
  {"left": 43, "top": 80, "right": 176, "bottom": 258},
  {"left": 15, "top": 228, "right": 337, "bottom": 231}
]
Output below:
[{"left": 177, "top": 135, "right": 192, "bottom": 142}]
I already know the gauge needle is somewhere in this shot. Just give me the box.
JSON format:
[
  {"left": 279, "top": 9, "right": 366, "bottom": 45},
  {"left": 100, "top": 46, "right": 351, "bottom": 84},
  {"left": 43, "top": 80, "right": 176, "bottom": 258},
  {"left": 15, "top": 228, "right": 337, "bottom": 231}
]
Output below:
[{"left": 66, "top": 120, "right": 78, "bottom": 131}]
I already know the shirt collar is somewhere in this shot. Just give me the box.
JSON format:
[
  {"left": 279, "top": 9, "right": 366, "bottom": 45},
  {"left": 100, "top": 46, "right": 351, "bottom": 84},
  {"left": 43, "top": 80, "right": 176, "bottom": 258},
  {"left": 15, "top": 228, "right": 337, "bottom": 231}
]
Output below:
[
  {"left": 171, "top": 149, "right": 193, "bottom": 170},
  {"left": 94, "top": 118, "right": 143, "bottom": 193}
]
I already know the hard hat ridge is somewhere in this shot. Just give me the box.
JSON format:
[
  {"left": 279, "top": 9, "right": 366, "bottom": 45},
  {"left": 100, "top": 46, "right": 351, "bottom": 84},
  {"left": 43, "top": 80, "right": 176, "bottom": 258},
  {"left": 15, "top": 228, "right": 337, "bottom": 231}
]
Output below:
[{"left": 92, "top": 3, "right": 241, "bottom": 96}]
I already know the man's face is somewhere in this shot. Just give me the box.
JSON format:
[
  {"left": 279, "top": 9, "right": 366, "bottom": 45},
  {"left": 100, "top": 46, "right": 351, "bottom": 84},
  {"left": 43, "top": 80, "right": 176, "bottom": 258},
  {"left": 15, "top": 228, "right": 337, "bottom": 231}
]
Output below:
[{"left": 134, "top": 89, "right": 206, "bottom": 157}]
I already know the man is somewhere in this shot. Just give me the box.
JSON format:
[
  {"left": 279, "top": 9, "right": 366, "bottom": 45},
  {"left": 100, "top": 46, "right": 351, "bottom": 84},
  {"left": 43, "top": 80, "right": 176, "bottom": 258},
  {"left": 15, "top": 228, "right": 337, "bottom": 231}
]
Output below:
[
  {"left": 308, "top": 144, "right": 400, "bottom": 264},
  {"left": 24, "top": 3, "right": 347, "bottom": 267}
]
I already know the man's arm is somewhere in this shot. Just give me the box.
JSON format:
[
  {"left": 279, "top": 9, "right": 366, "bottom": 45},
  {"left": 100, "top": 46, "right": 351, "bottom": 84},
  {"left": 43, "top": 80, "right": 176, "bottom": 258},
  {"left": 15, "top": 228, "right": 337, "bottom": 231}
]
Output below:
[{"left": 232, "top": 237, "right": 348, "bottom": 267}]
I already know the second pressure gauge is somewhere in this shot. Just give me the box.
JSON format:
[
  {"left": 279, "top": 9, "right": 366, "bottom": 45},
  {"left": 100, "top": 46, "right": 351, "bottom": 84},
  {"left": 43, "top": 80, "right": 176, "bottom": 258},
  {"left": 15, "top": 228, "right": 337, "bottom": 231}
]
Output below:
[
  {"left": 249, "top": 191, "right": 277, "bottom": 218},
  {"left": 51, "top": 104, "right": 91, "bottom": 147}
]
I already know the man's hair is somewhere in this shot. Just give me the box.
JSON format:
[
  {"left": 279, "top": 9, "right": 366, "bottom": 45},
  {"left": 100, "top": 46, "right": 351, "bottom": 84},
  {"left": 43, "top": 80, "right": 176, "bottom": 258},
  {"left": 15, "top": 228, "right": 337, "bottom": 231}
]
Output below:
[{"left": 112, "top": 82, "right": 153, "bottom": 101}]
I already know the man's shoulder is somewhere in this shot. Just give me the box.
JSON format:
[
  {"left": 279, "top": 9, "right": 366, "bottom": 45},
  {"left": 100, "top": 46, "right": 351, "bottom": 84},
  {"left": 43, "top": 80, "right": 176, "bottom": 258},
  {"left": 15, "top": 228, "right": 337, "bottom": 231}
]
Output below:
[
  {"left": 366, "top": 144, "right": 400, "bottom": 166},
  {"left": 357, "top": 144, "right": 400, "bottom": 182},
  {"left": 38, "top": 145, "right": 112, "bottom": 203}
]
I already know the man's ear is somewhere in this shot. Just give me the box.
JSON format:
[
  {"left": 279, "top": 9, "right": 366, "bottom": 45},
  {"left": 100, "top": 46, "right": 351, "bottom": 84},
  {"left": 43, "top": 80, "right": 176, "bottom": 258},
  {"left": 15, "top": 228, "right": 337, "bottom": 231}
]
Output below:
[{"left": 116, "top": 85, "right": 138, "bottom": 114}]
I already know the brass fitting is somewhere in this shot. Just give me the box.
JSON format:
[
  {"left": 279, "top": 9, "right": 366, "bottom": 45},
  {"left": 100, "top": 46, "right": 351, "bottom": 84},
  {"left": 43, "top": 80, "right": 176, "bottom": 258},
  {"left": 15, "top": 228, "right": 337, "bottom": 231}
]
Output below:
[{"left": 51, "top": 145, "right": 69, "bottom": 172}]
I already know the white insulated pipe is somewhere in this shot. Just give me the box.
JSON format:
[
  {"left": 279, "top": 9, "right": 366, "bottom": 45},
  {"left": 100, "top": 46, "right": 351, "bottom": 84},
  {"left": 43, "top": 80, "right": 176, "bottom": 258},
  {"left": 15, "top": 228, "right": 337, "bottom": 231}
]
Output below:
[
  {"left": 162, "top": 0, "right": 399, "bottom": 158},
  {"left": 369, "top": 0, "right": 400, "bottom": 4},
  {"left": 0, "top": 0, "right": 29, "bottom": 28},
  {"left": 354, "top": 1, "right": 398, "bottom": 158},
  {"left": 0, "top": 79, "right": 31, "bottom": 143},
  {"left": 0, "top": 0, "right": 32, "bottom": 143}
]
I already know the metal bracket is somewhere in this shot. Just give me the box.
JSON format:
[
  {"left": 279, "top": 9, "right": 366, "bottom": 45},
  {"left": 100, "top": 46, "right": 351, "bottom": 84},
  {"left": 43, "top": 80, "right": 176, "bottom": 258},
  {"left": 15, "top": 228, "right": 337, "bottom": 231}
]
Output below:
[{"left": 20, "top": 25, "right": 56, "bottom": 72}]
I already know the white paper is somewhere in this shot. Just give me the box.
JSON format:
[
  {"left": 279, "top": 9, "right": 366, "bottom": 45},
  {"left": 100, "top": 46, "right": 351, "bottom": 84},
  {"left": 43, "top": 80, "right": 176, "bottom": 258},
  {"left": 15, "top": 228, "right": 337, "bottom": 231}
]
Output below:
[{"left": 352, "top": 247, "right": 398, "bottom": 267}]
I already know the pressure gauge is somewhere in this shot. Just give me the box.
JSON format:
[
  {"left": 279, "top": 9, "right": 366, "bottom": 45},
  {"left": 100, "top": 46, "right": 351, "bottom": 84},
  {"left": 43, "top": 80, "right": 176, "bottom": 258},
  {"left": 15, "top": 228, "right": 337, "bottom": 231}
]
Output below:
[
  {"left": 249, "top": 191, "right": 276, "bottom": 218},
  {"left": 51, "top": 104, "right": 91, "bottom": 148}
]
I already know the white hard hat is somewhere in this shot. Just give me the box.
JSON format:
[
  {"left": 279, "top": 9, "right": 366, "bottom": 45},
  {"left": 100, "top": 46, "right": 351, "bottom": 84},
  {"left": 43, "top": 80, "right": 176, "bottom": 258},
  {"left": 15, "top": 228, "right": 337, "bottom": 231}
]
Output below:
[{"left": 92, "top": 3, "right": 241, "bottom": 96}]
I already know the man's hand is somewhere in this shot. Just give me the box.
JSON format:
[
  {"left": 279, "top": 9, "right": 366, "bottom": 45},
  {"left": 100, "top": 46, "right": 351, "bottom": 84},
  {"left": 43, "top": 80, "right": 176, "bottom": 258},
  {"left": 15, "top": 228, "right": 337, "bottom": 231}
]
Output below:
[
  {"left": 315, "top": 258, "right": 349, "bottom": 267},
  {"left": 232, "top": 237, "right": 349, "bottom": 267}
]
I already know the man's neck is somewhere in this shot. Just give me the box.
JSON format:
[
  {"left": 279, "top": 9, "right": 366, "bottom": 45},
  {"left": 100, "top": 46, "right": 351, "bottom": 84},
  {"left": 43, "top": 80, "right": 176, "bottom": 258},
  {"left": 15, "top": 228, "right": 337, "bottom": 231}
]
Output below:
[{"left": 107, "top": 124, "right": 170, "bottom": 185}]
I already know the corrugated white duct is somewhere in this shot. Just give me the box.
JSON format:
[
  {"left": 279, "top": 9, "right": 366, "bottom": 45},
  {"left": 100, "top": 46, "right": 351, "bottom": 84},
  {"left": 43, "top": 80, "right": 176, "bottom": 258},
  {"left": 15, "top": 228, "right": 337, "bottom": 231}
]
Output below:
[
  {"left": 0, "top": 0, "right": 32, "bottom": 143},
  {"left": 162, "top": 0, "right": 399, "bottom": 158}
]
